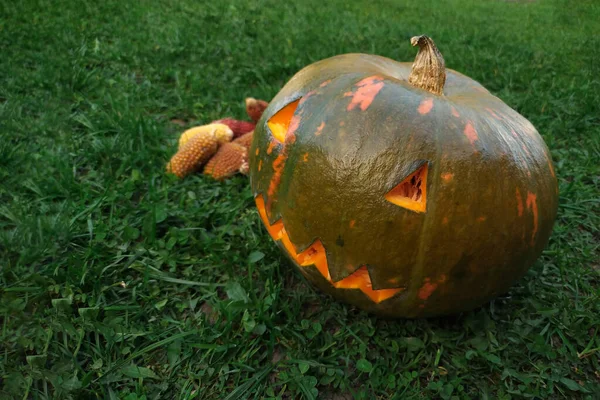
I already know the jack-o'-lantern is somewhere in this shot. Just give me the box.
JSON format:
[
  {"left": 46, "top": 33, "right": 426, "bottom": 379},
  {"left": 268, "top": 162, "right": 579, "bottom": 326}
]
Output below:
[{"left": 249, "top": 36, "right": 558, "bottom": 318}]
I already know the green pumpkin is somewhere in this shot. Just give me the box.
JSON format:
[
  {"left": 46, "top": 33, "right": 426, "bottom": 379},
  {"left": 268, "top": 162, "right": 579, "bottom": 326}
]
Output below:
[{"left": 249, "top": 36, "right": 558, "bottom": 318}]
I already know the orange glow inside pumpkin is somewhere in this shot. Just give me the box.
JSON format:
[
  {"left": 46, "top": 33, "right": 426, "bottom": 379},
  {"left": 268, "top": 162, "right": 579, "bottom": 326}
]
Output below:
[
  {"left": 385, "top": 163, "right": 428, "bottom": 213},
  {"left": 267, "top": 100, "right": 300, "bottom": 143},
  {"left": 255, "top": 195, "right": 403, "bottom": 303}
]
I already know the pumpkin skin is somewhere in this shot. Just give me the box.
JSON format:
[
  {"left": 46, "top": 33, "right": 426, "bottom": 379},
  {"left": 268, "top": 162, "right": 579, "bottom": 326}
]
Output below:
[{"left": 249, "top": 51, "right": 558, "bottom": 318}]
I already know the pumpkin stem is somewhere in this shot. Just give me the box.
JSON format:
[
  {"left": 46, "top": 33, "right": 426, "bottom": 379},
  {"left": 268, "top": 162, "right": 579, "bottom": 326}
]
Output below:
[{"left": 408, "top": 35, "right": 446, "bottom": 96}]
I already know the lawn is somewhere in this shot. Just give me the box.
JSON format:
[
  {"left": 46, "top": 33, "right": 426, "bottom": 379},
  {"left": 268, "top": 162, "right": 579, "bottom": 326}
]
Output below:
[{"left": 1, "top": 0, "right": 599, "bottom": 398}]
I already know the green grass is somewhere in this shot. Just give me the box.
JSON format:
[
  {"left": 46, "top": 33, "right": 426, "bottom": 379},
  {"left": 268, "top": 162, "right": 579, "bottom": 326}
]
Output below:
[{"left": 1, "top": 0, "right": 599, "bottom": 398}]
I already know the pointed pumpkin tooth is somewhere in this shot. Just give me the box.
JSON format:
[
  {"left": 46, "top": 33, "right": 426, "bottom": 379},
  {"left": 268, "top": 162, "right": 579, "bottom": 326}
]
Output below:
[
  {"left": 178, "top": 123, "right": 233, "bottom": 149},
  {"left": 245, "top": 98, "right": 269, "bottom": 122},
  {"left": 167, "top": 131, "right": 219, "bottom": 178},
  {"left": 203, "top": 142, "right": 248, "bottom": 180}
]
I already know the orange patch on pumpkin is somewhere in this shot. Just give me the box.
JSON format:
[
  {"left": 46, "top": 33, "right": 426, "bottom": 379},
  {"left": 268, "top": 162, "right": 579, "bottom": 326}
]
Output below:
[
  {"left": 255, "top": 195, "right": 402, "bottom": 303},
  {"left": 299, "top": 90, "right": 316, "bottom": 106},
  {"left": 477, "top": 216, "right": 487, "bottom": 222},
  {"left": 418, "top": 98, "right": 434, "bottom": 115},
  {"left": 349, "top": 220, "right": 356, "bottom": 228},
  {"left": 315, "top": 122, "right": 325, "bottom": 136},
  {"left": 303, "top": 152, "right": 309, "bottom": 162},
  {"left": 267, "top": 141, "right": 277, "bottom": 155},
  {"left": 255, "top": 148, "right": 259, "bottom": 156},
  {"left": 344, "top": 75, "right": 385, "bottom": 111},
  {"left": 442, "top": 216, "right": 449, "bottom": 224},
  {"left": 418, "top": 275, "right": 447, "bottom": 300},
  {"left": 485, "top": 107, "right": 502, "bottom": 120},
  {"left": 464, "top": 121, "right": 479, "bottom": 146},
  {"left": 516, "top": 188, "right": 524, "bottom": 217},
  {"left": 441, "top": 172, "right": 454, "bottom": 182},
  {"left": 526, "top": 192, "right": 539, "bottom": 246},
  {"left": 287, "top": 114, "right": 301, "bottom": 140},
  {"left": 418, "top": 279, "right": 438, "bottom": 300},
  {"left": 320, "top": 79, "right": 332, "bottom": 88},
  {"left": 258, "top": 160, "right": 263, "bottom": 171},
  {"left": 266, "top": 152, "right": 288, "bottom": 211},
  {"left": 451, "top": 106, "right": 460, "bottom": 118}
]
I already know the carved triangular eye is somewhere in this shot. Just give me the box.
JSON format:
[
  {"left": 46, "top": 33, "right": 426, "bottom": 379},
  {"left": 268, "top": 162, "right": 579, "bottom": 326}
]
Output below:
[
  {"left": 385, "top": 163, "right": 428, "bottom": 213},
  {"left": 267, "top": 99, "right": 300, "bottom": 143}
]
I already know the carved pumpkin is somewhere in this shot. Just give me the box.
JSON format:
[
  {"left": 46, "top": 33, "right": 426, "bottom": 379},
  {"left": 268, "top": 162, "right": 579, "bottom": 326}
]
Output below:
[{"left": 249, "top": 36, "right": 558, "bottom": 318}]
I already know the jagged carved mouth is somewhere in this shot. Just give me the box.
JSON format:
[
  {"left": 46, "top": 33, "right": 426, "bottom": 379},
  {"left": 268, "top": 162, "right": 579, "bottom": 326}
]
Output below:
[{"left": 255, "top": 195, "right": 404, "bottom": 303}]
